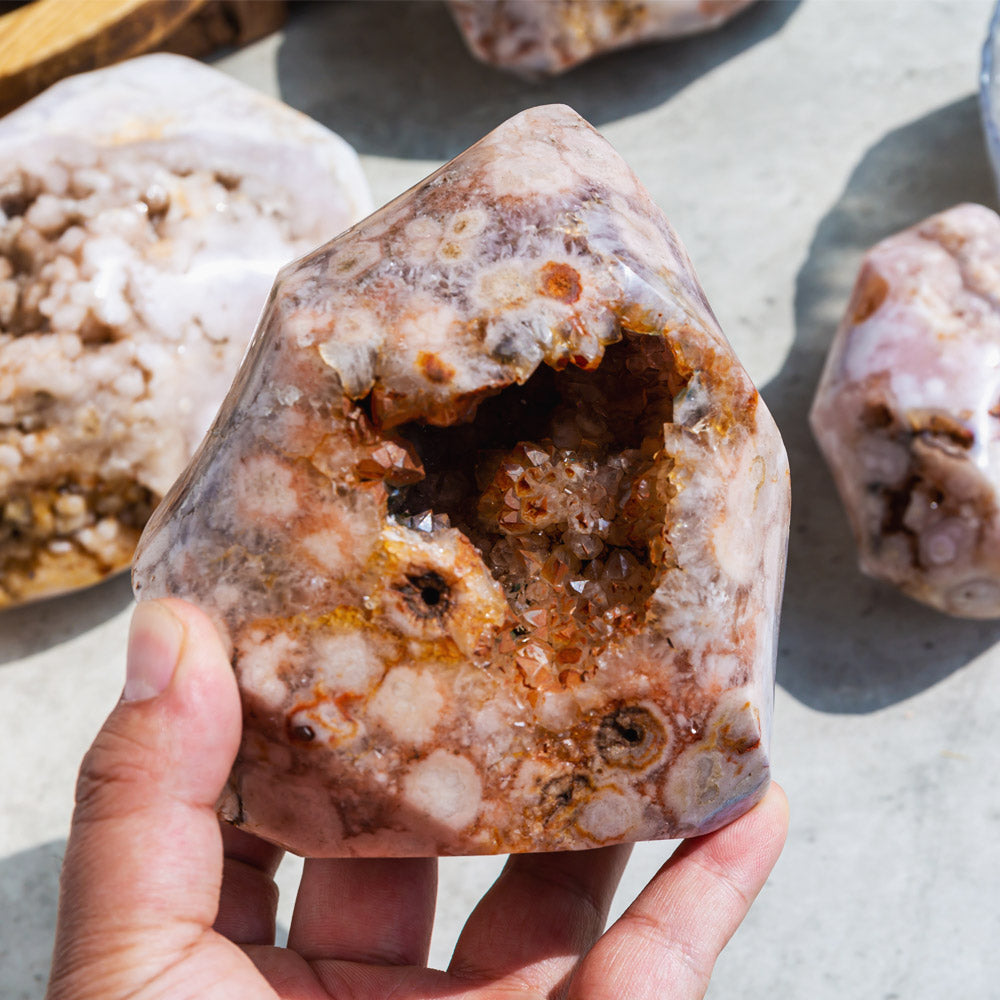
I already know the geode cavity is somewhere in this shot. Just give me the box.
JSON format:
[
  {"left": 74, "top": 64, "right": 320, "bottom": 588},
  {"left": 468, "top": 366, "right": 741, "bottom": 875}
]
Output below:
[{"left": 133, "top": 105, "right": 789, "bottom": 857}]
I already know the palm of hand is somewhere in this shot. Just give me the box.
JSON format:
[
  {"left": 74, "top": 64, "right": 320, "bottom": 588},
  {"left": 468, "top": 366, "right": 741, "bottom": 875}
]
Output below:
[{"left": 212, "top": 829, "right": 632, "bottom": 1000}]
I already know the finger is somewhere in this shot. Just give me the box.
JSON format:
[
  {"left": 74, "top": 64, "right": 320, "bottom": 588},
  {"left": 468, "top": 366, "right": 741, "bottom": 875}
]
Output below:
[
  {"left": 48, "top": 599, "right": 243, "bottom": 989},
  {"left": 215, "top": 824, "right": 285, "bottom": 946},
  {"left": 568, "top": 782, "right": 789, "bottom": 1000},
  {"left": 448, "top": 844, "right": 631, "bottom": 993},
  {"left": 287, "top": 857, "right": 438, "bottom": 965}
]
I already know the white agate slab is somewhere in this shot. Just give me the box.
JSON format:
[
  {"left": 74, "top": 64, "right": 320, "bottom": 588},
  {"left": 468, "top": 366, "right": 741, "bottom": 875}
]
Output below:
[{"left": 0, "top": 54, "right": 372, "bottom": 606}]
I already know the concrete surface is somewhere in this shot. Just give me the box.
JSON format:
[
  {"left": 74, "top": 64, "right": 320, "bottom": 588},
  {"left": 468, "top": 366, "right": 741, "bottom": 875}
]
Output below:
[{"left": 3, "top": 1, "right": 1000, "bottom": 996}]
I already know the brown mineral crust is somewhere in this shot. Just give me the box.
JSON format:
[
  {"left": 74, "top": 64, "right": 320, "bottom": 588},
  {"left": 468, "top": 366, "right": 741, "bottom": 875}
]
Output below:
[{"left": 135, "top": 105, "right": 788, "bottom": 856}]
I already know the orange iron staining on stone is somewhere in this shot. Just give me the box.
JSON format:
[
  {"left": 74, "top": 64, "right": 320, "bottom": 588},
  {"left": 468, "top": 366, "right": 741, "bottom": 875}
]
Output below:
[
  {"left": 418, "top": 351, "right": 457, "bottom": 384},
  {"left": 541, "top": 261, "right": 583, "bottom": 303},
  {"left": 133, "top": 105, "right": 789, "bottom": 857}
]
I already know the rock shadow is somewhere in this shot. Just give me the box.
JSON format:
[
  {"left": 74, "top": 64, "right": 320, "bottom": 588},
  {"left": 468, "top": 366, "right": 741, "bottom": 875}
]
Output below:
[
  {"left": 275, "top": 0, "right": 800, "bottom": 161},
  {"left": 0, "top": 571, "right": 133, "bottom": 666},
  {"left": 0, "top": 840, "right": 63, "bottom": 999},
  {"left": 767, "top": 95, "right": 1000, "bottom": 714}
]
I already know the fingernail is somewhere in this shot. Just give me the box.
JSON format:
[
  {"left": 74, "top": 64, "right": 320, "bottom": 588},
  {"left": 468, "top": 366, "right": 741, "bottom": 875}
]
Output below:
[{"left": 124, "top": 601, "right": 185, "bottom": 702}]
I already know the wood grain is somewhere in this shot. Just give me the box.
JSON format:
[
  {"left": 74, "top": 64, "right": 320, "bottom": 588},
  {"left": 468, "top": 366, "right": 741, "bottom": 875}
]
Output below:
[{"left": 0, "top": 0, "right": 287, "bottom": 116}]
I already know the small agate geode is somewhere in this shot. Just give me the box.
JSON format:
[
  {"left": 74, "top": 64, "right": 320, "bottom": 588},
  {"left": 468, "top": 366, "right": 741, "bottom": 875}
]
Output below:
[
  {"left": 133, "top": 105, "right": 789, "bottom": 857},
  {"left": 812, "top": 203, "right": 1000, "bottom": 618}
]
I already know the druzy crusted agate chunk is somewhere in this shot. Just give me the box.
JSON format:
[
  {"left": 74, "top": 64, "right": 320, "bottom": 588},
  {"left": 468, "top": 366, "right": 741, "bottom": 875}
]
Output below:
[
  {"left": 0, "top": 54, "right": 371, "bottom": 607},
  {"left": 134, "top": 105, "right": 789, "bottom": 857},
  {"left": 811, "top": 204, "right": 1000, "bottom": 618},
  {"left": 449, "top": 0, "right": 755, "bottom": 76}
]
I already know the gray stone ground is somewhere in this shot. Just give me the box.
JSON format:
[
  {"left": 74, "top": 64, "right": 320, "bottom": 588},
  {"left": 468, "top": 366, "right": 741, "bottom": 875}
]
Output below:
[{"left": 3, "top": 2, "right": 999, "bottom": 996}]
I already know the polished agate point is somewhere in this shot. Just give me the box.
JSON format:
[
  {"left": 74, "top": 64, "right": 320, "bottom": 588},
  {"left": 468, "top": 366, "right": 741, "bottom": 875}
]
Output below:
[
  {"left": 811, "top": 203, "right": 1000, "bottom": 618},
  {"left": 134, "top": 105, "right": 789, "bottom": 857},
  {"left": 449, "top": 0, "right": 755, "bottom": 76},
  {"left": 0, "top": 54, "right": 371, "bottom": 607}
]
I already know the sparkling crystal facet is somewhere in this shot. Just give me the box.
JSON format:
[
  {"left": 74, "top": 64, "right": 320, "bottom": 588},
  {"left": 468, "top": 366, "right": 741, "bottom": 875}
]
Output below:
[{"left": 134, "top": 105, "right": 789, "bottom": 857}]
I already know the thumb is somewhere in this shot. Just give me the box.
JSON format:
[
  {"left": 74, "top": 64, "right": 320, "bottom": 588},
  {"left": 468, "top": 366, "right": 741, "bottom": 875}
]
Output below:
[{"left": 48, "top": 598, "right": 242, "bottom": 996}]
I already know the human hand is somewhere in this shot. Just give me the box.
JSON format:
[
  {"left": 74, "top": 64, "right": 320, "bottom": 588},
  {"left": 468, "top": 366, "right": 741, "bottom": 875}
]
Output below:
[{"left": 46, "top": 598, "right": 788, "bottom": 1000}]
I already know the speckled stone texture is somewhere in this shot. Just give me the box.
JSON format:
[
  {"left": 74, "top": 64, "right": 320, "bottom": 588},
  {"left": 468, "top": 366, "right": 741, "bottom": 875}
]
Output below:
[
  {"left": 811, "top": 203, "right": 1000, "bottom": 618},
  {"left": 0, "top": 54, "right": 371, "bottom": 607},
  {"left": 133, "top": 105, "right": 789, "bottom": 857},
  {"left": 448, "top": 0, "right": 755, "bottom": 75}
]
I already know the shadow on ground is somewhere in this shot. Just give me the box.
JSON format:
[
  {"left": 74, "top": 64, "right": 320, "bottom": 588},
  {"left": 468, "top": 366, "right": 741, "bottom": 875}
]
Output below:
[
  {"left": 0, "top": 572, "right": 133, "bottom": 666},
  {"left": 275, "top": 0, "right": 799, "bottom": 161},
  {"left": 768, "top": 95, "right": 1000, "bottom": 713},
  {"left": 0, "top": 840, "right": 63, "bottom": 1000}
]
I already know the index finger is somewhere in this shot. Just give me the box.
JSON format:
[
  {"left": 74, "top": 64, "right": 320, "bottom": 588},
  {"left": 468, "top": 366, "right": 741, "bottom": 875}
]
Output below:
[{"left": 567, "top": 782, "right": 789, "bottom": 1000}]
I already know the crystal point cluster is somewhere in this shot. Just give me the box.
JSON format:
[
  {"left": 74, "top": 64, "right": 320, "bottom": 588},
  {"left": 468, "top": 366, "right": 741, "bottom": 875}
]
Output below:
[
  {"left": 0, "top": 54, "right": 370, "bottom": 607},
  {"left": 812, "top": 203, "right": 1000, "bottom": 617},
  {"left": 134, "top": 105, "right": 789, "bottom": 857},
  {"left": 449, "top": 0, "right": 756, "bottom": 75}
]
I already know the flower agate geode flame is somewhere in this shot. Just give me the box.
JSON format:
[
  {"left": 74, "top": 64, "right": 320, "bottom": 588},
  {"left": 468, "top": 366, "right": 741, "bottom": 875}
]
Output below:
[
  {"left": 0, "top": 54, "right": 371, "bottom": 607},
  {"left": 449, "top": 0, "right": 756, "bottom": 76},
  {"left": 811, "top": 203, "right": 1000, "bottom": 618},
  {"left": 133, "top": 105, "right": 789, "bottom": 857}
]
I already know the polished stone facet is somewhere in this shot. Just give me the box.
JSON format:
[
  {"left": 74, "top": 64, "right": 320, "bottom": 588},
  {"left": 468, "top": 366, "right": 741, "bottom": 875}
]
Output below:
[
  {"left": 0, "top": 54, "right": 371, "bottom": 606},
  {"left": 812, "top": 203, "right": 1000, "bottom": 618},
  {"left": 134, "top": 105, "right": 789, "bottom": 857},
  {"left": 449, "top": 0, "right": 755, "bottom": 75}
]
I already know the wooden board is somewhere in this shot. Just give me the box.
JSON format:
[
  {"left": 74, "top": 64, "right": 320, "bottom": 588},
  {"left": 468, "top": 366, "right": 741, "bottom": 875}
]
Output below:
[{"left": 0, "top": 0, "right": 286, "bottom": 116}]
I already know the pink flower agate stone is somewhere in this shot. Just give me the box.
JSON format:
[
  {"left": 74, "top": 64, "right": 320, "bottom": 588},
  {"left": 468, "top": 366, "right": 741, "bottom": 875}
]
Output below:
[
  {"left": 133, "top": 105, "right": 789, "bottom": 857},
  {"left": 448, "top": 0, "right": 756, "bottom": 76},
  {"left": 811, "top": 203, "right": 1000, "bottom": 618}
]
